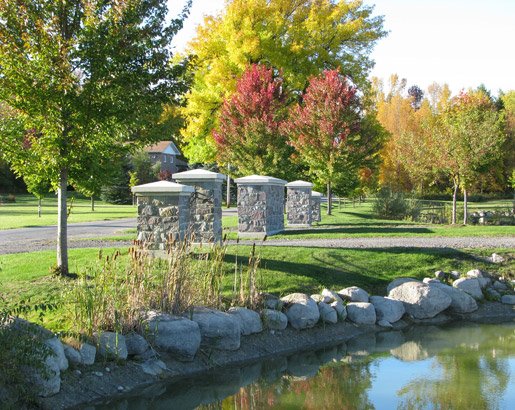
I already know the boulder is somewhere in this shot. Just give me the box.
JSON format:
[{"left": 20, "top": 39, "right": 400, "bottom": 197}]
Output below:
[
  {"left": 434, "top": 270, "right": 446, "bottom": 280},
  {"left": 346, "top": 302, "right": 376, "bottom": 325},
  {"left": 145, "top": 311, "right": 201, "bottom": 361},
  {"left": 78, "top": 343, "right": 96, "bottom": 365},
  {"left": 449, "top": 271, "right": 461, "bottom": 280},
  {"left": 44, "top": 337, "right": 68, "bottom": 371},
  {"left": 466, "top": 269, "right": 486, "bottom": 279},
  {"left": 423, "top": 277, "right": 440, "bottom": 284},
  {"left": 453, "top": 277, "right": 484, "bottom": 300},
  {"left": 125, "top": 333, "right": 151, "bottom": 356},
  {"left": 261, "top": 293, "right": 283, "bottom": 310},
  {"left": 331, "top": 300, "right": 347, "bottom": 321},
  {"left": 485, "top": 287, "right": 501, "bottom": 301},
  {"left": 493, "top": 281, "right": 509, "bottom": 292},
  {"left": 261, "top": 309, "right": 288, "bottom": 330},
  {"left": 338, "top": 286, "right": 369, "bottom": 303},
  {"left": 490, "top": 253, "right": 505, "bottom": 263},
  {"left": 321, "top": 288, "right": 345, "bottom": 304},
  {"left": 501, "top": 295, "right": 515, "bottom": 305},
  {"left": 369, "top": 296, "right": 405, "bottom": 323},
  {"left": 63, "top": 344, "right": 82, "bottom": 365},
  {"left": 318, "top": 302, "right": 338, "bottom": 324},
  {"left": 386, "top": 278, "right": 420, "bottom": 294},
  {"left": 388, "top": 282, "right": 452, "bottom": 319},
  {"left": 228, "top": 307, "right": 263, "bottom": 335},
  {"left": 29, "top": 353, "right": 61, "bottom": 397},
  {"left": 190, "top": 307, "right": 241, "bottom": 350},
  {"left": 310, "top": 294, "right": 327, "bottom": 303},
  {"left": 428, "top": 282, "right": 478, "bottom": 313},
  {"left": 281, "top": 293, "right": 320, "bottom": 330},
  {"left": 95, "top": 332, "right": 128, "bottom": 360},
  {"left": 477, "top": 277, "right": 492, "bottom": 289}
]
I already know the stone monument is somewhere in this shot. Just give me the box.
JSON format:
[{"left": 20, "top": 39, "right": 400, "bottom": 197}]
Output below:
[
  {"left": 311, "top": 191, "right": 323, "bottom": 223},
  {"left": 285, "top": 180, "right": 313, "bottom": 227},
  {"left": 235, "top": 175, "right": 287, "bottom": 238}
]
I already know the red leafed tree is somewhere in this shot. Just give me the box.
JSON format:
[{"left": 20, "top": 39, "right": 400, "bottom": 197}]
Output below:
[
  {"left": 283, "top": 69, "right": 362, "bottom": 214},
  {"left": 213, "top": 64, "right": 292, "bottom": 179}
]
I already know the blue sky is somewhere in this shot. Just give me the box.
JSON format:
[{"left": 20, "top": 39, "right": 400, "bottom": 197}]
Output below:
[{"left": 168, "top": 0, "right": 515, "bottom": 95}]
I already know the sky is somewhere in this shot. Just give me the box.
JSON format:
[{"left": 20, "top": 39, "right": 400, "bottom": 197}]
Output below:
[{"left": 168, "top": 0, "right": 515, "bottom": 95}]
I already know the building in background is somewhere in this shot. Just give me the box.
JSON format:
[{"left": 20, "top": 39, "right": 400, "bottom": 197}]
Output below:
[{"left": 144, "top": 141, "right": 188, "bottom": 175}]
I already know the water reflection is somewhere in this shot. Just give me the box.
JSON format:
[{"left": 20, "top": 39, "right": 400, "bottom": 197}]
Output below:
[{"left": 93, "top": 322, "right": 515, "bottom": 410}]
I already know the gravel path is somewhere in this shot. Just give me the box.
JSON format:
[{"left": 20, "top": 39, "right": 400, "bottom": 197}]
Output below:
[{"left": 2, "top": 235, "right": 514, "bottom": 255}]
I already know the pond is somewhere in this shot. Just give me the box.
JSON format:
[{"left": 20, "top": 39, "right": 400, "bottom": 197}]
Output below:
[{"left": 93, "top": 322, "right": 515, "bottom": 409}]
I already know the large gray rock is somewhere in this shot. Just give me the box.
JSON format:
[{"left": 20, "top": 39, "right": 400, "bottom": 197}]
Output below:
[
  {"left": 125, "top": 333, "right": 151, "bottom": 356},
  {"left": 388, "top": 282, "right": 452, "bottom": 319},
  {"left": 228, "top": 307, "right": 263, "bottom": 335},
  {"left": 63, "top": 344, "right": 82, "bottom": 365},
  {"left": 145, "top": 311, "right": 201, "bottom": 361},
  {"left": 466, "top": 269, "right": 487, "bottom": 279},
  {"left": 29, "top": 353, "right": 61, "bottom": 397},
  {"left": 261, "top": 309, "right": 288, "bottom": 330},
  {"left": 428, "top": 282, "right": 478, "bottom": 313},
  {"left": 346, "top": 302, "right": 376, "bottom": 325},
  {"left": 281, "top": 293, "right": 320, "bottom": 330},
  {"left": 190, "top": 307, "right": 241, "bottom": 350},
  {"left": 501, "top": 295, "right": 515, "bottom": 305},
  {"left": 453, "top": 277, "right": 484, "bottom": 300},
  {"left": 485, "top": 287, "right": 501, "bottom": 301},
  {"left": 386, "top": 278, "right": 420, "bottom": 294},
  {"left": 331, "top": 300, "right": 347, "bottom": 321},
  {"left": 493, "top": 281, "right": 509, "bottom": 292},
  {"left": 78, "top": 343, "right": 96, "bottom": 365},
  {"left": 310, "top": 294, "right": 329, "bottom": 303},
  {"left": 369, "top": 296, "right": 405, "bottom": 323},
  {"left": 318, "top": 302, "right": 338, "bottom": 324},
  {"left": 321, "top": 288, "right": 345, "bottom": 304},
  {"left": 44, "top": 337, "right": 68, "bottom": 371},
  {"left": 338, "top": 286, "right": 369, "bottom": 303},
  {"left": 95, "top": 332, "right": 128, "bottom": 360}
]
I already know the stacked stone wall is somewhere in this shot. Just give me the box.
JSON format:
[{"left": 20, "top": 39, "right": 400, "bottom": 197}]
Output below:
[
  {"left": 286, "top": 187, "right": 312, "bottom": 226},
  {"left": 311, "top": 197, "right": 322, "bottom": 223},
  {"left": 136, "top": 195, "right": 190, "bottom": 249},
  {"left": 238, "top": 184, "right": 284, "bottom": 235},
  {"left": 187, "top": 181, "right": 223, "bottom": 243}
]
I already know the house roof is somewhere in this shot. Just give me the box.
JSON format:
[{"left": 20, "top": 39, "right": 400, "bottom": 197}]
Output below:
[{"left": 145, "top": 141, "right": 181, "bottom": 156}]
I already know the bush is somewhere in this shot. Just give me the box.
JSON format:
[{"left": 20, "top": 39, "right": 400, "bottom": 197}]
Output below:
[{"left": 372, "top": 187, "right": 409, "bottom": 219}]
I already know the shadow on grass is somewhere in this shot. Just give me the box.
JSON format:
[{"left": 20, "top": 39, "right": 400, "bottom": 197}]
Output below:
[
  {"left": 281, "top": 226, "right": 434, "bottom": 236},
  {"left": 224, "top": 247, "right": 479, "bottom": 296}
]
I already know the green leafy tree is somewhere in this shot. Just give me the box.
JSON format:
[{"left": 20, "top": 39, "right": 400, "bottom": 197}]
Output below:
[
  {"left": 181, "top": 0, "right": 386, "bottom": 163},
  {"left": 0, "top": 0, "right": 190, "bottom": 274},
  {"left": 437, "top": 90, "right": 505, "bottom": 224}
]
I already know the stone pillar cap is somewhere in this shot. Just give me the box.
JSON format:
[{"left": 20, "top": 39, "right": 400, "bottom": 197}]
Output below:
[
  {"left": 311, "top": 191, "right": 324, "bottom": 197},
  {"left": 235, "top": 175, "right": 287, "bottom": 186},
  {"left": 131, "top": 180, "right": 194, "bottom": 194},
  {"left": 286, "top": 180, "right": 313, "bottom": 188},
  {"left": 173, "top": 168, "right": 226, "bottom": 181}
]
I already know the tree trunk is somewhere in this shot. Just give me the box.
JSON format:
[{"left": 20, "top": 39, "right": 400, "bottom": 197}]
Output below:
[
  {"left": 91, "top": 196, "right": 95, "bottom": 212},
  {"left": 451, "top": 181, "right": 458, "bottom": 225},
  {"left": 226, "top": 174, "right": 231, "bottom": 208},
  {"left": 38, "top": 198, "right": 42, "bottom": 218},
  {"left": 57, "top": 168, "right": 69, "bottom": 275},
  {"left": 463, "top": 188, "right": 468, "bottom": 225},
  {"left": 326, "top": 181, "right": 332, "bottom": 215}
]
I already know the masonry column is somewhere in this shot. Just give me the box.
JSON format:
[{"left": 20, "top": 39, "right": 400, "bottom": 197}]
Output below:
[
  {"left": 311, "top": 191, "right": 323, "bottom": 223},
  {"left": 173, "top": 169, "right": 226, "bottom": 243},
  {"left": 285, "top": 180, "right": 313, "bottom": 227},
  {"left": 235, "top": 175, "right": 287, "bottom": 238},
  {"left": 131, "top": 180, "right": 194, "bottom": 250}
]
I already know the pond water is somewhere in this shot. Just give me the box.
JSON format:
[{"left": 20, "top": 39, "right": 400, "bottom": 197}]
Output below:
[{"left": 94, "top": 322, "right": 515, "bottom": 409}]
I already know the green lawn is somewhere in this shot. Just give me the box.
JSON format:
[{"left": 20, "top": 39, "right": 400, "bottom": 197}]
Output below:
[
  {"left": 1, "top": 245, "right": 513, "bottom": 333},
  {"left": 0, "top": 194, "right": 136, "bottom": 229}
]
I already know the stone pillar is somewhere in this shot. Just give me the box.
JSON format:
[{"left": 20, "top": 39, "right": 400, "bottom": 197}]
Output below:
[
  {"left": 173, "top": 169, "right": 226, "bottom": 243},
  {"left": 131, "top": 181, "right": 194, "bottom": 250},
  {"left": 285, "top": 180, "right": 313, "bottom": 227},
  {"left": 235, "top": 175, "right": 287, "bottom": 238},
  {"left": 311, "top": 191, "right": 323, "bottom": 223}
]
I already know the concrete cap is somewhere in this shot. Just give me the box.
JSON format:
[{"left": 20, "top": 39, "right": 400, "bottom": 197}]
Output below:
[
  {"left": 131, "top": 180, "right": 194, "bottom": 195},
  {"left": 235, "top": 175, "right": 287, "bottom": 186},
  {"left": 173, "top": 168, "right": 226, "bottom": 181},
  {"left": 311, "top": 191, "right": 324, "bottom": 197},
  {"left": 286, "top": 180, "right": 313, "bottom": 188}
]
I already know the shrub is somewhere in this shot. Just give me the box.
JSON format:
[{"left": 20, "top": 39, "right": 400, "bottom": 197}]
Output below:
[{"left": 373, "top": 187, "right": 408, "bottom": 219}]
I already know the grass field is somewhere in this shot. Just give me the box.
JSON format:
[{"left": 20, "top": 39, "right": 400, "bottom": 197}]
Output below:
[
  {"left": 0, "top": 194, "right": 136, "bottom": 230},
  {"left": 1, "top": 245, "right": 513, "bottom": 333}
]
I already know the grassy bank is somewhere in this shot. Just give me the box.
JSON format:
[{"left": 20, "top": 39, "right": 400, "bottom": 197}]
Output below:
[
  {"left": 1, "top": 245, "right": 513, "bottom": 333},
  {"left": 0, "top": 194, "right": 136, "bottom": 230}
]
